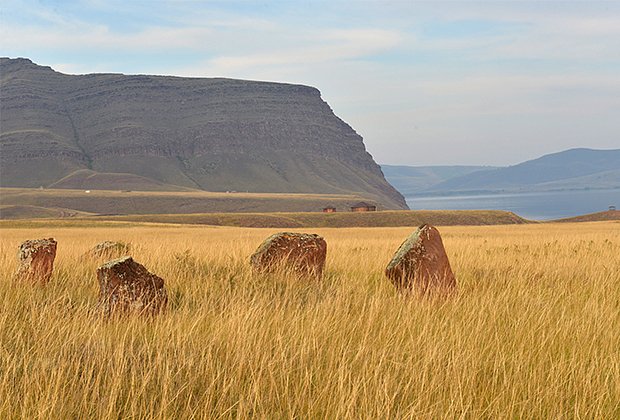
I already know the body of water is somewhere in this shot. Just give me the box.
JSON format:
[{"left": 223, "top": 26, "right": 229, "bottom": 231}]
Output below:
[{"left": 406, "top": 189, "right": 620, "bottom": 220}]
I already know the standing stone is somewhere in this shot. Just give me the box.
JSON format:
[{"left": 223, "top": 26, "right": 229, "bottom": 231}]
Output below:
[
  {"left": 13, "top": 238, "right": 57, "bottom": 284},
  {"left": 385, "top": 225, "right": 456, "bottom": 293},
  {"left": 84, "top": 241, "right": 130, "bottom": 260},
  {"left": 250, "top": 232, "right": 327, "bottom": 279},
  {"left": 97, "top": 256, "right": 167, "bottom": 315}
]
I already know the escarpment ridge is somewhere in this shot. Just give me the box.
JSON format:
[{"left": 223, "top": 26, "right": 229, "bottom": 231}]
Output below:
[{"left": 0, "top": 57, "right": 407, "bottom": 209}]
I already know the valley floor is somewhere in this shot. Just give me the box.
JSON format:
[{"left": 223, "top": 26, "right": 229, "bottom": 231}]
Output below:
[{"left": 1, "top": 222, "right": 619, "bottom": 418}]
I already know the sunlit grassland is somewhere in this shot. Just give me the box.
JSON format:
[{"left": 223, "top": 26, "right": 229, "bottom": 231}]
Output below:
[{"left": 1, "top": 222, "right": 619, "bottom": 418}]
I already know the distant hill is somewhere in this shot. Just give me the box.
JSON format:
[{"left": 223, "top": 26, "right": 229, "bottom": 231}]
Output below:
[
  {"left": 552, "top": 209, "right": 620, "bottom": 223},
  {"left": 428, "top": 148, "right": 620, "bottom": 194},
  {"left": 0, "top": 204, "right": 92, "bottom": 219},
  {"left": 381, "top": 165, "right": 496, "bottom": 195},
  {"left": 0, "top": 207, "right": 529, "bottom": 227},
  {"left": 0, "top": 57, "right": 407, "bottom": 209},
  {"left": 95, "top": 209, "right": 529, "bottom": 227},
  {"left": 385, "top": 149, "right": 620, "bottom": 196}
]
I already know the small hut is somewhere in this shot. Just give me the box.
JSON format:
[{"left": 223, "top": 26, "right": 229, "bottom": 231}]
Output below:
[
  {"left": 350, "top": 202, "right": 377, "bottom": 212},
  {"left": 322, "top": 206, "right": 337, "bottom": 213},
  {"left": 610, "top": 205, "right": 617, "bottom": 211}
]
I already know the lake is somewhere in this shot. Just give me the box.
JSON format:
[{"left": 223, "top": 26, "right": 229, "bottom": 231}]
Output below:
[{"left": 406, "top": 189, "right": 620, "bottom": 220}]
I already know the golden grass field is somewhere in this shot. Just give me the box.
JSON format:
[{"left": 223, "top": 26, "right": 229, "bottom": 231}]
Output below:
[{"left": 1, "top": 221, "right": 619, "bottom": 418}]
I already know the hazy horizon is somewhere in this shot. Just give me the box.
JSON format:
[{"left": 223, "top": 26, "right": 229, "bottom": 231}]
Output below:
[
  {"left": 378, "top": 146, "right": 620, "bottom": 167},
  {"left": 3, "top": 0, "right": 619, "bottom": 166}
]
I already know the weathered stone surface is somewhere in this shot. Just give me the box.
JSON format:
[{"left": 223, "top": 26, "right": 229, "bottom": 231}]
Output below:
[
  {"left": 84, "top": 241, "right": 130, "bottom": 260},
  {"left": 13, "top": 238, "right": 57, "bottom": 283},
  {"left": 250, "top": 232, "right": 327, "bottom": 278},
  {"left": 97, "top": 256, "right": 167, "bottom": 315},
  {"left": 385, "top": 225, "right": 456, "bottom": 293}
]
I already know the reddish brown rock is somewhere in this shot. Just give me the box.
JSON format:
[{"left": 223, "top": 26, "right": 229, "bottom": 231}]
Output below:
[
  {"left": 83, "top": 241, "right": 130, "bottom": 260},
  {"left": 97, "top": 256, "right": 167, "bottom": 315},
  {"left": 385, "top": 224, "right": 456, "bottom": 293},
  {"left": 250, "top": 232, "right": 327, "bottom": 278},
  {"left": 13, "top": 238, "right": 57, "bottom": 284}
]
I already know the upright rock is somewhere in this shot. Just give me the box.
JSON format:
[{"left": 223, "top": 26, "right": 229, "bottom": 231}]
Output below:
[
  {"left": 250, "top": 232, "right": 327, "bottom": 279},
  {"left": 13, "top": 238, "right": 57, "bottom": 283},
  {"left": 97, "top": 256, "right": 167, "bottom": 315},
  {"left": 385, "top": 225, "right": 456, "bottom": 293}
]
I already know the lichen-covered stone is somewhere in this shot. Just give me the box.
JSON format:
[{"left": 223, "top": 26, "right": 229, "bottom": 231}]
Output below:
[
  {"left": 84, "top": 241, "right": 130, "bottom": 260},
  {"left": 13, "top": 238, "right": 57, "bottom": 284},
  {"left": 250, "top": 232, "right": 327, "bottom": 278},
  {"left": 97, "top": 256, "right": 167, "bottom": 315},
  {"left": 385, "top": 225, "right": 456, "bottom": 293}
]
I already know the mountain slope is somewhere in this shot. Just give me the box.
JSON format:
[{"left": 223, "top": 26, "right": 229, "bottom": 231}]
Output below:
[
  {"left": 428, "top": 148, "right": 620, "bottom": 193},
  {"left": 381, "top": 165, "right": 496, "bottom": 195},
  {"left": 47, "top": 169, "right": 196, "bottom": 191},
  {"left": 0, "top": 57, "right": 407, "bottom": 209}
]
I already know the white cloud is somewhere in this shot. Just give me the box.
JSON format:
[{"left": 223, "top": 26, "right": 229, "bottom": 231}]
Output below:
[
  {"left": 201, "top": 29, "right": 401, "bottom": 75},
  {"left": 2, "top": 0, "right": 619, "bottom": 166},
  {"left": 1, "top": 22, "right": 217, "bottom": 52}
]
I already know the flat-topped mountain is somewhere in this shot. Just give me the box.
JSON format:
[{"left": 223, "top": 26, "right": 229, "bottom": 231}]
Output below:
[{"left": 0, "top": 57, "right": 407, "bottom": 209}]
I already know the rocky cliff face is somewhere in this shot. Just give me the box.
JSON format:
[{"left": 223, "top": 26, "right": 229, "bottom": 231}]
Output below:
[{"left": 0, "top": 58, "right": 407, "bottom": 209}]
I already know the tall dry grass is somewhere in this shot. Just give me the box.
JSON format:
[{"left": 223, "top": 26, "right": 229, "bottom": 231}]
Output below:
[{"left": 1, "top": 222, "right": 619, "bottom": 418}]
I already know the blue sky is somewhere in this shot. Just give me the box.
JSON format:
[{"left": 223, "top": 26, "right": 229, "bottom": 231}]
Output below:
[{"left": 2, "top": 0, "right": 619, "bottom": 165}]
